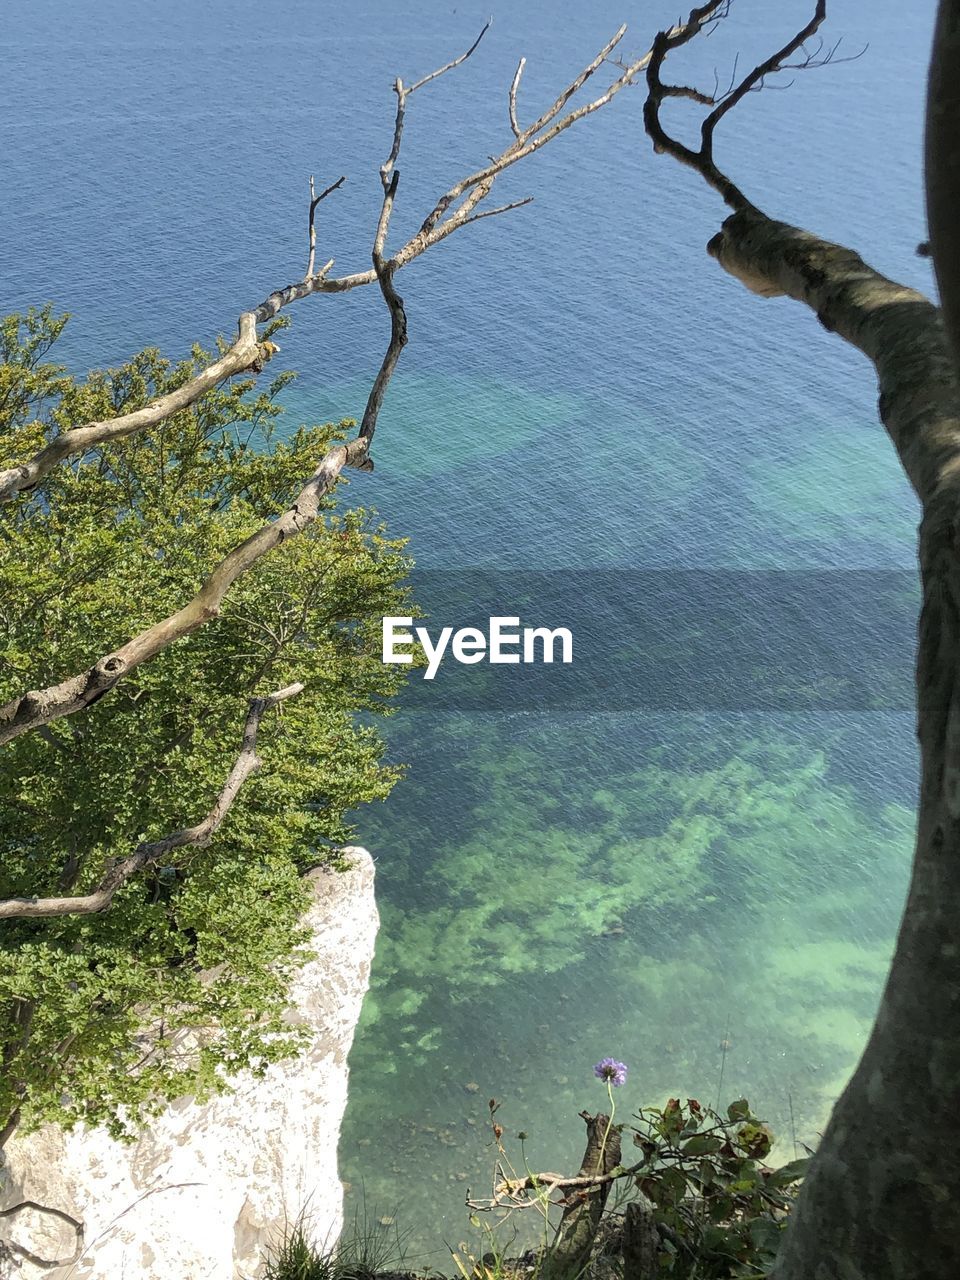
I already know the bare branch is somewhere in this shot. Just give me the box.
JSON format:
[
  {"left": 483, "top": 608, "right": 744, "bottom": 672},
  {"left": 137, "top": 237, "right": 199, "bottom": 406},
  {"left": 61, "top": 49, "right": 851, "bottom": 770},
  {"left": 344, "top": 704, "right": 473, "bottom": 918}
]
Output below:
[
  {"left": 520, "top": 24, "right": 627, "bottom": 145},
  {"left": 509, "top": 57, "right": 527, "bottom": 139},
  {"left": 0, "top": 23, "right": 660, "bottom": 505},
  {"left": 0, "top": 413, "right": 371, "bottom": 743},
  {"left": 459, "top": 196, "right": 534, "bottom": 228},
  {"left": 643, "top": 1, "right": 829, "bottom": 213},
  {"left": 359, "top": 172, "right": 408, "bottom": 452},
  {"left": 306, "top": 174, "right": 346, "bottom": 280},
  {"left": 0, "top": 684, "right": 303, "bottom": 919},
  {"left": 661, "top": 83, "right": 716, "bottom": 105},
  {"left": 252, "top": 257, "right": 336, "bottom": 322},
  {"left": 700, "top": 0, "right": 827, "bottom": 161},
  {"left": 408, "top": 18, "right": 492, "bottom": 95},
  {"left": 468, "top": 1159, "right": 646, "bottom": 1213},
  {"left": 0, "top": 313, "right": 267, "bottom": 502},
  {"left": 381, "top": 19, "right": 492, "bottom": 190},
  {"left": 407, "top": 25, "right": 658, "bottom": 253}
]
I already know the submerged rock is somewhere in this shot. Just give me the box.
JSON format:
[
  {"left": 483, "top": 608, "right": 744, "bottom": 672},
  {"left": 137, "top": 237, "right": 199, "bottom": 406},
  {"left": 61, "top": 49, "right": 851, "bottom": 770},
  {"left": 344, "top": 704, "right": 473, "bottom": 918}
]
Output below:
[{"left": 0, "top": 849, "right": 379, "bottom": 1280}]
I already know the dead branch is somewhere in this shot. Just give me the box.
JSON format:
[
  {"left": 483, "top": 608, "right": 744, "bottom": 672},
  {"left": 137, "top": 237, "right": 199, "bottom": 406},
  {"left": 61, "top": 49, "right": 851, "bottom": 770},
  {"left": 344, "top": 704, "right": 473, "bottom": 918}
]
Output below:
[
  {"left": 0, "top": 20, "right": 693, "bottom": 747},
  {"left": 643, "top": 0, "right": 828, "bottom": 213},
  {"left": 306, "top": 174, "right": 346, "bottom": 280},
  {"left": 0, "top": 429, "right": 372, "bottom": 743},
  {"left": 0, "top": 312, "right": 271, "bottom": 504},
  {"left": 358, "top": 173, "right": 408, "bottom": 453},
  {"left": 0, "top": 19, "right": 668, "bottom": 504},
  {"left": 381, "top": 19, "right": 492, "bottom": 191},
  {"left": 0, "top": 417, "right": 366, "bottom": 745},
  {"left": 509, "top": 57, "right": 527, "bottom": 139},
  {"left": 460, "top": 197, "right": 535, "bottom": 228},
  {"left": 699, "top": 1, "right": 827, "bottom": 159},
  {"left": 467, "top": 1160, "right": 645, "bottom": 1213},
  {"left": 0, "top": 684, "right": 303, "bottom": 919},
  {"left": 640, "top": 0, "right": 960, "bottom": 508}
]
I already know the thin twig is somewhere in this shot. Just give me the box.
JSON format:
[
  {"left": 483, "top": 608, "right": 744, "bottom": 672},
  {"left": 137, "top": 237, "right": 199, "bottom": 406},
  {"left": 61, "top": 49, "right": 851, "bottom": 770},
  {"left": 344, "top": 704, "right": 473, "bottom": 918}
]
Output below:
[
  {"left": 306, "top": 174, "right": 346, "bottom": 279},
  {"left": 509, "top": 57, "right": 527, "bottom": 138},
  {"left": 408, "top": 18, "right": 492, "bottom": 94},
  {"left": 460, "top": 196, "right": 534, "bottom": 228}
]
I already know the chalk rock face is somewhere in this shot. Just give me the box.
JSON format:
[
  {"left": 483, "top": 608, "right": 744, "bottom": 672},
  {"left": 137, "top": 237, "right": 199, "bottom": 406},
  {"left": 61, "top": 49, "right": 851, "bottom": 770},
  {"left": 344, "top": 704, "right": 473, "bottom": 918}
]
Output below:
[{"left": 0, "top": 849, "right": 378, "bottom": 1280}]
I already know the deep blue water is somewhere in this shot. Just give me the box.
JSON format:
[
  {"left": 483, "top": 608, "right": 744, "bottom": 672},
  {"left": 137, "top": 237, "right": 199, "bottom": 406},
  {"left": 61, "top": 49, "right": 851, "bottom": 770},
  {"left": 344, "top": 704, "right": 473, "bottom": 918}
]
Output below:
[{"left": 0, "top": 0, "right": 936, "bottom": 1259}]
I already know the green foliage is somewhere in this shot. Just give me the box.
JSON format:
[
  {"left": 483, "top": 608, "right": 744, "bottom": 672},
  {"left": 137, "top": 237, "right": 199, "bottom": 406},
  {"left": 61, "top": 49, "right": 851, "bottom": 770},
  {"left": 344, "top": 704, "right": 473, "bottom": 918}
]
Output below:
[
  {"left": 629, "top": 1096, "right": 806, "bottom": 1277},
  {"left": 463, "top": 1096, "right": 806, "bottom": 1280},
  {"left": 265, "top": 1220, "right": 339, "bottom": 1280},
  {"left": 0, "top": 307, "right": 413, "bottom": 1138}
]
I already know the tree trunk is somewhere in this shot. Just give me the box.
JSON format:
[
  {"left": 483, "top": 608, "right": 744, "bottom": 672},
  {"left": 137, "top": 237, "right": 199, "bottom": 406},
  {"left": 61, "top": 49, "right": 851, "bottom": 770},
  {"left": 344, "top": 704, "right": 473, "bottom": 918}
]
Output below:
[
  {"left": 770, "top": 535, "right": 960, "bottom": 1280},
  {"left": 706, "top": 218, "right": 960, "bottom": 1274},
  {"left": 620, "top": 1201, "right": 660, "bottom": 1280},
  {"left": 545, "top": 1111, "right": 621, "bottom": 1280},
  {"left": 699, "top": 38, "right": 960, "bottom": 1261},
  {"left": 926, "top": 0, "right": 960, "bottom": 369}
]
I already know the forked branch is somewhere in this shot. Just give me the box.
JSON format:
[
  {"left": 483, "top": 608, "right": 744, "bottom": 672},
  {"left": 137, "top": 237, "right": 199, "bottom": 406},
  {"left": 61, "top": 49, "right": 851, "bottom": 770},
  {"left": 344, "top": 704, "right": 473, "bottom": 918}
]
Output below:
[
  {"left": 0, "top": 684, "right": 303, "bottom": 919},
  {"left": 1, "top": 18, "right": 720, "bottom": 747},
  {"left": 640, "top": 0, "right": 960, "bottom": 509},
  {"left": 643, "top": 0, "right": 829, "bottom": 213},
  {"left": 0, "top": 18, "right": 680, "bottom": 504},
  {"left": 306, "top": 174, "right": 346, "bottom": 280},
  {"left": 381, "top": 19, "right": 493, "bottom": 190}
]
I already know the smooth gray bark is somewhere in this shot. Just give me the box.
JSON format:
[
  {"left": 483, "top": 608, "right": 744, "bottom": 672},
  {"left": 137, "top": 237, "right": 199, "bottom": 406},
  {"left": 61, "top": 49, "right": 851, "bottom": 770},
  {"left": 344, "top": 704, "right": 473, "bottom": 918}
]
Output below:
[{"left": 702, "top": 8, "right": 960, "bottom": 1273}]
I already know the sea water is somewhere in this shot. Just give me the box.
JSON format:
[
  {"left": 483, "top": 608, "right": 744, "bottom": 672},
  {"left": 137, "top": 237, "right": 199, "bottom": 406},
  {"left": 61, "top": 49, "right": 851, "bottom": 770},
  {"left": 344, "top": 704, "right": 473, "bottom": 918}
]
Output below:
[{"left": 0, "top": 0, "right": 935, "bottom": 1260}]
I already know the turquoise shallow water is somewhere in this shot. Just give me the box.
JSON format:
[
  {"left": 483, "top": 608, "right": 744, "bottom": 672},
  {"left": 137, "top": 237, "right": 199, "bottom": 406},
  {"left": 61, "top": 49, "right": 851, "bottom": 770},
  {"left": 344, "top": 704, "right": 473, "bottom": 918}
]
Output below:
[
  {"left": 0, "top": 0, "right": 936, "bottom": 1261},
  {"left": 339, "top": 711, "right": 914, "bottom": 1256}
]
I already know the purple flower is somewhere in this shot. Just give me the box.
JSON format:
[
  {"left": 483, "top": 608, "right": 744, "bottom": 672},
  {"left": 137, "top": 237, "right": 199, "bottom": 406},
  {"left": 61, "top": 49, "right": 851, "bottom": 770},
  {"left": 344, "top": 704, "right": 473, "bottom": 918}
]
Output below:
[{"left": 594, "top": 1058, "right": 628, "bottom": 1087}]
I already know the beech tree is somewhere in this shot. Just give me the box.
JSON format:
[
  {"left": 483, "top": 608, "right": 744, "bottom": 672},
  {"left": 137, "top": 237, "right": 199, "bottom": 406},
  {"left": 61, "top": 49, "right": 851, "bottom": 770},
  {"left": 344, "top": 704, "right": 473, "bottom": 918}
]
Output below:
[
  {"left": 0, "top": 22, "right": 663, "bottom": 1168},
  {"left": 0, "top": 314, "right": 414, "bottom": 1148},
  {"left": 639, "top": 1, "right": 960, "bottom": 1274}
]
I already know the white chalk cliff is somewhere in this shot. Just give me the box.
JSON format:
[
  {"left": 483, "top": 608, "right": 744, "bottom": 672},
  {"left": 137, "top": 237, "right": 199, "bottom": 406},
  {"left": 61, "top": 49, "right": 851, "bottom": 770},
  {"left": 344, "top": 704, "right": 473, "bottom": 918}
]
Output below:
[{"left": 0, "top": 848, "right": 379, "bottom": 1280}]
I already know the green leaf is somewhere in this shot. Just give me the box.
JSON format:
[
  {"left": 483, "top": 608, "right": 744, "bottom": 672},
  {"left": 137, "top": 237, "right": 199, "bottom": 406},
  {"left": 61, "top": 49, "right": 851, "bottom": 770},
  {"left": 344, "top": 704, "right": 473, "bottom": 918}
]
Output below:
[
  {"left": 748, "top": 1216, "right": 784, "bottom": 1252},
  {"left": 767, "top": 1156, "right": 810, "bottom": 1186},
  {"left": 681, "top": 1134, "right": 724, "bottom": 1157}
]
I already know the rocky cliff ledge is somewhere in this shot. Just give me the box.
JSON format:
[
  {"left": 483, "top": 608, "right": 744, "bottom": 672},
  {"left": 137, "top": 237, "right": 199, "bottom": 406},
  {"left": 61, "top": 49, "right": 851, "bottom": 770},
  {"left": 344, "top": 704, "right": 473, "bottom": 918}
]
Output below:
[{"left": 0, "top": 848, "right": 379, "bottom": 1280}]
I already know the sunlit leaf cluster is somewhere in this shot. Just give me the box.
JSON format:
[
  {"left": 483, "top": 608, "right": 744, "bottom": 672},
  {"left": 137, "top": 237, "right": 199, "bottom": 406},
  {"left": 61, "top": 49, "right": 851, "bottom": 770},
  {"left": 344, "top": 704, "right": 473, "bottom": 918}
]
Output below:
[{"left": 0, "top": 307, "right": 412, "bottom": 1137}]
